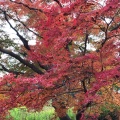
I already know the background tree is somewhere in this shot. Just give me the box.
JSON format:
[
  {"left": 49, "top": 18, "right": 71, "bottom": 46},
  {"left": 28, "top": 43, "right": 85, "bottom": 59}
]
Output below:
[{"left": 0, "top": 0, "right": 120, "bottom": 119}]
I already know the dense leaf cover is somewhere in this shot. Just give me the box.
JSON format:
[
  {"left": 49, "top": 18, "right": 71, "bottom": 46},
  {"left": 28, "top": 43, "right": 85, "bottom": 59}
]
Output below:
[{"left": 0, "top": 0, "right": 120, "bottom": 119}]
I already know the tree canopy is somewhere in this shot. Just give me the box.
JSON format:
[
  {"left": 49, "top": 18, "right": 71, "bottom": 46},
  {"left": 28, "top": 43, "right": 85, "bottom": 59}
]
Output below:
[{"left": 0, "top": 0, "right": 120, "bottom": 119}]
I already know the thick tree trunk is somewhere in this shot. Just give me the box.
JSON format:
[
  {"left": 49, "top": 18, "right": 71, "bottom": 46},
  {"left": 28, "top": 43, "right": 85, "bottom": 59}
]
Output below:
[
  {"left": 76, "top": 102, "right": 92, "bottom": 120},
  {"left": 76, "top": 109, "right": 83, "bottom": 120},
  {"left": 59, "top": 114, "right": 71, "bottom": 120}
]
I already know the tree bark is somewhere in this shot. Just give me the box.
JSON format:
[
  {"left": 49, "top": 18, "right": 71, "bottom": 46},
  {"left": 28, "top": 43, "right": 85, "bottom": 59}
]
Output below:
[
  {"left": 0, "top": 47, "right": 44, "bottom": 74},
  {"left": 59, "top": 114, "right": 71, "bottom": 120},
  {"left": 76, "top": 110, "right": 83, "bottom": 120}
]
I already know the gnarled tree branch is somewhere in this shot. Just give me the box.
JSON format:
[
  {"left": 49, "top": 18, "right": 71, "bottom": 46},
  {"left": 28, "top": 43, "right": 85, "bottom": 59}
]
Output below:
[
  {"left": 15, "top": 12, "right": 43, "bottom": 39},
  {"left": 2, "top": 10, "right": 30, "bottom": 50},
  {"left": 9, "top": 0, "right": 43, "bottom": 13},
  {"left": 0, "top": 47, "right": 44, "bottom": 74},
  {"left": 53, "top": 0, "right": 62, "bottom": 8},
  {"left": 0, "top": 63, "right": 24, "bottom": 75}
]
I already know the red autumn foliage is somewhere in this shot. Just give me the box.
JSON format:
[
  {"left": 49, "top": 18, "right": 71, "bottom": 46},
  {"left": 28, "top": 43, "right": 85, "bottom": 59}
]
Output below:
[{"left": 0, "top": 0, "right": 120, "bottom": 119}]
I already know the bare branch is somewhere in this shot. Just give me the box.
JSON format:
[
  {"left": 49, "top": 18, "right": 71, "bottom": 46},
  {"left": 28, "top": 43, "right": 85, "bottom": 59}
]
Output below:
[
  {"left": 2, "top": 10, "right": 31, "bottom": 50},
  {"left": 83, "top": 33, "right": 89, "bottom": 55},
  {"left": 9, "top": 0, "right": 43, "bottom": 13},
  {"left": 0, "top": 63, "right": 24, "bottom": 75},
  {"left": 0, "top": 47, "right": 44, "bottom": 74},
  {"left": 81, "top": 80, "right": 87, "bottom": 93},
  {"left": 109, "top": 23, "right": 120, "bottom": 31},
  {"left": 15, "top": 14, "right": 43, "bottom": 39},
  {"left": 53, "top": 0, "right": 62, "bottom": 8}
]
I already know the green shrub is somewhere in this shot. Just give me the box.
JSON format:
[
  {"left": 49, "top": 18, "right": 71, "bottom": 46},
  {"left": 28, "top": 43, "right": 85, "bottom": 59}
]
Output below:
[{"left": 6, "top": 106, "right": 76, "bottom": 120}]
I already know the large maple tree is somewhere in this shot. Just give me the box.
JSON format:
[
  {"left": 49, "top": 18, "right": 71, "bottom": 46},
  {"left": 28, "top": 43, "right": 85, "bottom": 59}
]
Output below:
[{"left": 0, "top": 0, "right": 120, "bottom": 119}]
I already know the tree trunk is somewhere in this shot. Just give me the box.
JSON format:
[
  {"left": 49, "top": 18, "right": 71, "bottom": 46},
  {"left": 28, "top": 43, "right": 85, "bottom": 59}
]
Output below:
[
  {"left": 76, "top": 109, "right": 83, "bottom": 120},
  {"left": 59, "top": 114, "right": 71, "bottom": 120}
]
